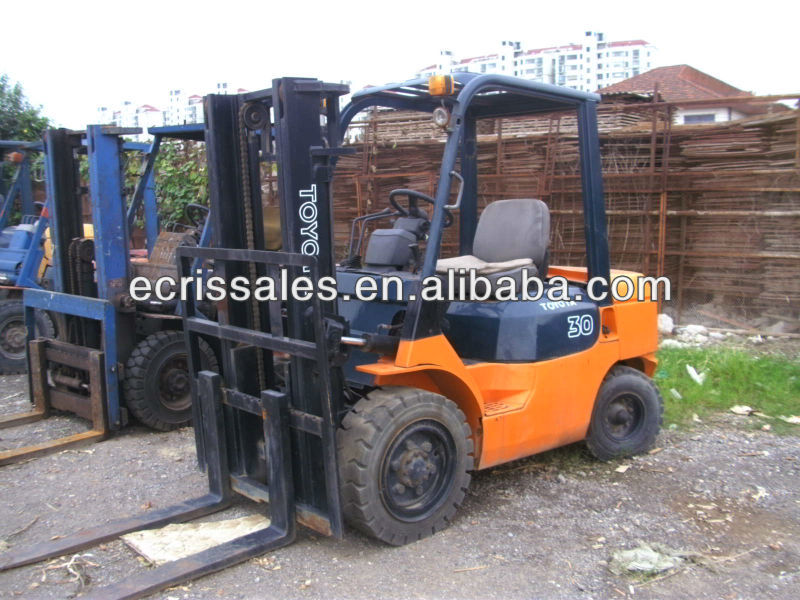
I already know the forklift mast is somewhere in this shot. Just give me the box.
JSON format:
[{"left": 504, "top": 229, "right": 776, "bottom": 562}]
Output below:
[
  {"left": 0, "top": 140, "right": 38, "bottom": 229},
  {"left": 0, "top": 125, "right": 209, "bottom": 466},
  {"left": 181, "top": 78, "right": 350, "bottom": 535}
]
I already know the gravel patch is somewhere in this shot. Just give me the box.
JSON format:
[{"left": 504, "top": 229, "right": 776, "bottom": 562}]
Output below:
[{"left": 0, "top": 376, "right": 797, "bottom": 599}]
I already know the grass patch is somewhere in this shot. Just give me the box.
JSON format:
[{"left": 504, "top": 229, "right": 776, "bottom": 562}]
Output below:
[{"left": 655, "top": 347, "right": 800, "bottom": 433}]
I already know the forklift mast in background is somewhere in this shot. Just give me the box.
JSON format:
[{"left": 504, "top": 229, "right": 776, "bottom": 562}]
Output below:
[
  {"left": 0, "top": 140, "right": 38, "bottom": 229},
  {"left": 0, "top": 124, "right": 210, "bottom": 466}
]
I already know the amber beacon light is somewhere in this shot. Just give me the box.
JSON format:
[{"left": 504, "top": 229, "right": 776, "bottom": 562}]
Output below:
[{"left": 428, "top": 75, "right": 455, "bottom": 96}]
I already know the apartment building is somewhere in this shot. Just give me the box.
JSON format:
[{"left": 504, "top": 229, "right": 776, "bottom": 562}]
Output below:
[
  {"left": 417, "top": 32, "right": 658, "bottom": 93},
  {"left": 97, "top": 82, "right": 244, "bottom": 140}
]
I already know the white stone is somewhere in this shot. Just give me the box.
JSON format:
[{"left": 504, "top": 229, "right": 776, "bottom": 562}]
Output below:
[
  {"left": 660, "top": 339, "right": 686, "bottom": 349},
  {"left": 657, "top": 313, "right": 674, "bottom": 335},
  {"left": 682, "top": 324, "right": 708, "bottom": 336}
]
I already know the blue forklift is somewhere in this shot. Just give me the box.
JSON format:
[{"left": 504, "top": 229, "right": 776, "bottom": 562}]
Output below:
[
  {"left": 0, "top": 140, "right": 58, "bottom": 373},
  {"left": 0, "top": 135, "right": 171, "bottom": 374},
  {"left": 0, "top": 124, "right": 216, "bottom": 465}
]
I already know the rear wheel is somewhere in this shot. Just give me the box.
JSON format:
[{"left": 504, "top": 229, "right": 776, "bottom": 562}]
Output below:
[
  {"left": 123, "top": 330, "right": 218, "bottom": 431},
  {"left": 337, "top": 387, "right": 473, "bottom": 546},
  {"left": 0, "top": 300, "right": 55, "bottom": 374},
  {"left": 586, "top": 365, "right": 663, "bottom": 461}
]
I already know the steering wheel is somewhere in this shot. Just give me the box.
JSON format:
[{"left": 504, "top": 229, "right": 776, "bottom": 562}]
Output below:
[
  {"left": 185, "top": 203, "right": 210, "bottom": 228},
  {"left": 388, "top": 189, "right": 453, "bottom": 228}
]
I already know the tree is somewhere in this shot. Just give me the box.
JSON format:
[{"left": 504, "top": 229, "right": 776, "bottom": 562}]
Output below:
[{"left": 0, "top": 74, "right": 49, "bottom": 141}]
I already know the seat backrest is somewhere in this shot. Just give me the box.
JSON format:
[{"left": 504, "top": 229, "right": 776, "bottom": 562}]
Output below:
[
  {"left": 472, "top": 198, "right": 549, "bottom": 267},
  {"left": 364, "top": 229, "right": 416, "bottom": 269}
]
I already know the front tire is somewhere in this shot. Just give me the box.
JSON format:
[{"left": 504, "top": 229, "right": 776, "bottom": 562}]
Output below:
[
  {"left": 123, "top": 330, "right": 218, "bottom": 431},
  {"left": 586, "top": 365, "right": 663, "bottom": 461},
  {"left": 0, "top": 301, "right": 55, "bottom": 375},
  {"left": 337, "top": 387, "right": 473, "bottom": 546}
]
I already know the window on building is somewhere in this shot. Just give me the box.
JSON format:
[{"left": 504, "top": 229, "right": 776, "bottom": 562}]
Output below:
[
  {"left": 598, "top": 74, "right": 603, "bottom": 80},
  {"left": 683, "top": 113, "right": 716, "bottom": 124},
  {"left": 612, "top": 50, "right": 626, "bottom": 57},
  {"left": 566, "top": 54, "right": 577, "bottom": 60}
]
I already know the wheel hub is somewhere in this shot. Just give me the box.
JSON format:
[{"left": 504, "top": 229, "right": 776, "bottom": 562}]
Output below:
[
  {"left": 0, "top": 320, "right": 26, "bottom": 358},
  {"left": 164, "top": 368, "right": 189, "bottom": 394},
  {"left": 609, "top": 405, "right": 632, "bottom": 426},
  {"left": 158, "top": 355, "right": 191, "bottom": 410},
  {"left": 391, "top": 440, "right": 438, "bottom": 491},
  {"left": 381, "top": 420, "right": 457, "bottom": 522},
  {"left": 603, "top": 394, "right": 643, "bottom": 440}
]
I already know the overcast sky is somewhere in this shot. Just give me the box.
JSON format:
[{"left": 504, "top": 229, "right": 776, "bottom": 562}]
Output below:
[{"left": 3, "top": 0, "right": 797, "bottom": 127}]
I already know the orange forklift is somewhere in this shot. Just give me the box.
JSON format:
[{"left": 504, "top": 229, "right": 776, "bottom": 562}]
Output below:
[
  {"left": 0, "top": 74, "right": 660, "bottom": 597},
  {"left": 334, "top": 73, "right": 661, "bottom": 544}
]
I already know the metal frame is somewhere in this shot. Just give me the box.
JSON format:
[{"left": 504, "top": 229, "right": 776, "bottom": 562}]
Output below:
[
  {"left": 339, "top": 73, "right": 612, "bottom": 340},
  {"left": 0, "top": 366, "right": 295, "bottom": 599},
  {"left": 0, "top": 293, "right": 113, "bottom": 466},
  {"left": 179, "top": 246, "right": 342, "bottom": 536},
  {"left": 0, "top": 140, "right": 39, "bottom": 229}
]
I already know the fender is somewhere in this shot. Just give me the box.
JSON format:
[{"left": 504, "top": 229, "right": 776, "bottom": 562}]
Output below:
[{"left": 357, "top": 334, "right": 487, "bottom": 461}]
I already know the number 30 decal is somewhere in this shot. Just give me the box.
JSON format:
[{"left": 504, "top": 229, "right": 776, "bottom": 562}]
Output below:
[{"left": 567, "top": 314, "right": 594, "bottom": 338}]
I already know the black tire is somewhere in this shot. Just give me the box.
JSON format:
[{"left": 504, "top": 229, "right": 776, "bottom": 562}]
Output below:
[
  {"left": 586, "top": 365, "right": 663, "bottom": 461},
  {"left": 123, "top": 330, "right": 218, "bottom": 431},
  {"left": 337, "top": 386, "right": 473, "bottom": 546},
  {"left": 0, "top": 300, "right": 55, "bottom": 375}
]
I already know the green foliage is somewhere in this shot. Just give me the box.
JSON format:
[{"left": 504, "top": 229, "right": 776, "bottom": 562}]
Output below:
[
  {"left": 153, "top": 141, "right": 208, "bottom": 225},
  {"left": 0, "top": 74, "right": 49, "bottom": 141},
  {"left": 656, "top": 347, "right": 800, "bottom": 433}
]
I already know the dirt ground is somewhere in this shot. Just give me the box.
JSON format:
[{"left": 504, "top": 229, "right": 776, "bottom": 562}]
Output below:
[{"left": 1, "top": 373, "right": 798, "bottom": 600}]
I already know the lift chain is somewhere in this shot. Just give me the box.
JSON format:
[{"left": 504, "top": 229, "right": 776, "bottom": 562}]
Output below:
[{"left": 238, "top": 105, "right": 266, "bottom": 390}]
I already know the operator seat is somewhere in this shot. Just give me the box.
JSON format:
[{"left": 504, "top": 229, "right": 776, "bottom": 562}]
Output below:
[{"left": 436, "top": 198, "right": 550, "bottom": 294}]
